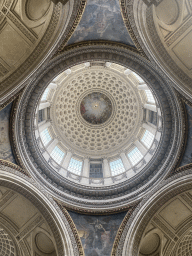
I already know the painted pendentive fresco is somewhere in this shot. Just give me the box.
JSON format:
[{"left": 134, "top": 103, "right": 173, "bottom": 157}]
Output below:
[
  {"left": 68, "top": 0, "right": 135, "bottom": 46},
  {"left": 69, "top": 211, "right": 126, "bottom": 256},
  {"left": 180, "top": 104, "right": 192, "bottom": 166},
  {"left": 80, "top": 92, "right": 112, "bottom": 125},
  {"left": 0, "top": 104, "right": 16, "bottom": 163}
]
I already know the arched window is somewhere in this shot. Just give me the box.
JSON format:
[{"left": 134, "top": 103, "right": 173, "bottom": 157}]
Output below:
[
  {"left": 50, "top": 146, "right": 65, "bottom": 164},
  {"left": 128, "top": 147, "right": 143, "bottom": 165},
  {"left": 110, "top": 159, "right": 125, "bottom": 176},
  {"left": 68, "top": 158, "right": 82, "bottom": 175},
  {"left": 40, "top": 129, "right": 52, "bottom": 146},
  {"left": 141, "top": 130, "right": 155, "bottom": 148}
]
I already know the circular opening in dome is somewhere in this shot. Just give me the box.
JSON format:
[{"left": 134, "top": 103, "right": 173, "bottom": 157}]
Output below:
[
  {"left": 80, "top": 92, "right": 112, "bottom": 125},
  {"left": 13, "top": 45, "right": 185, "bottom": 212},
  {"left": 32, "top": 62, "right": 163, "bottom": 187}
]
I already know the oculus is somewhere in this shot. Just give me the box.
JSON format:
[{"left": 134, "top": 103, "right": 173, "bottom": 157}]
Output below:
[{"left": 80, "top": 92, "right": 112, "bottom": 125}]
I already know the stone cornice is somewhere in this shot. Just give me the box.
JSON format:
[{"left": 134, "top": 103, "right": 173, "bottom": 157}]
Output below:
[{"left": 11, "top": 43, "right": 187, "bottom": 213}]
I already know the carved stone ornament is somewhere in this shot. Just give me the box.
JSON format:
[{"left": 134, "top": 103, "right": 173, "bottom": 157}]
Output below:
[
  {"left": 0, "top": 0, "right": 86, "bottom": 106},
  {"left": 0, "top": 160, "right": 84, "bottom": 256},
  {"left": 112, "top": 167, "right": 192, "bottom": 256},
  {"left": 11, "top": 42, "right": 187, "bottom": 214},
  {"left": 120, "top": 0, "right": 192, "bottom": 102}
]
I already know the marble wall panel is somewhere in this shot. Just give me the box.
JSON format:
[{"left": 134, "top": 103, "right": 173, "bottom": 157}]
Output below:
[
  {"left": 68, "top": 0, "right": 134, "bottom": 46},
  {"left": 69, "top": 211, "right": 126, "bottom": 256},
  {"left": 0, "top": 103, "right": 16, "bottom": 163}
]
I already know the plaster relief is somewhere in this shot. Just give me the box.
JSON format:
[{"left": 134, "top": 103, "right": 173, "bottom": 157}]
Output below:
[
  {"left": 26, "top": 0, "right": 51, "bottom": 21},
  {"left": 155, "top": 0, "right": 179, "bottom": 25},
  {"left": 173, "top": 29, "right": 192, "bottom": 70},
  {"left": 159, "top": 198, "right": 192, "bottom": 229}
]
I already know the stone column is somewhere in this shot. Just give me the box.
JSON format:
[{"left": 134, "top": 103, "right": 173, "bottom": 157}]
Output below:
[
  {"left": 62, "top": 151, "right": 72, "bottom": 170},
  {"left": 103, "top": 159, "right": 111, "bottom": 178},
  {"left": 142, "top": 123, "right": 156, "bottom": 135},
  {"left": 46, "top": 139, "right": 58, "bottom": 154},
  {"left": 134, "top": 141, "right": 147, "bottom": 155},
  {"left": 120, "top": 152, "right": 131, "bottom": 170},
  {"left": 138, "top": 84, "right": 148, "bottom": 90},
  {"left": 144, "top": 104, "right": 157, "bottom": 112},
  {"left": 81, "top": 158, "right": 89, "bottom": 178},
  {"left": 38, "top": 121, "right": 51, "bottom": 133},
  {"left": 39, "top": 102, "right": 50, "bottom": 110}
]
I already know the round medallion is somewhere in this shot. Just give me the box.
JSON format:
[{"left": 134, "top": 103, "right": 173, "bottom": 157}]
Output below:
[{"left": 80, "top": 92, "right": 112, "bottom": 125}]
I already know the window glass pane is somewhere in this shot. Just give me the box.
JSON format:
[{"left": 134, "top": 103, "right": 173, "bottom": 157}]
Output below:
[
  {"left": 128, "top": 147, "right": 143, "bottom": 165},
  {"left": 148, "top": 110, "right": 157, "bottom": 125},
  {"left": 145, "top": 90, "right": 155, "bottom": 103},
  {"left": 38, "top": 109, "right": 44, "bottom": 123},
  {"left": 133, "top": 72, "right": 144, "bottom": 83},
  {"left": 41, "top": 88, "right": 49, "bottom": 101},
  {"left": 141, "top": 130, "right": 155, "bottom": 148},
  {"left": 68, "top": 158, "right": 82, "bottom": 175},
  {"left": 50, "top": 146, "right": 65, "bottom": 164},
  {"left": 40, "top": 128, "right": 52, "bottom": 146},
  {"left": 110, "top": 159, "right": 125, "bottom": 176},
  {"left": 90, "top": 163, "right": 103, "bottom": 178}
]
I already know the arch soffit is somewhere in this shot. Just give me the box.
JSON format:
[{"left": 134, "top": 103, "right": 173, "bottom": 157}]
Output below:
[
  {"left": 0, "top": 160, "right": 84, "bottom": 256},
  {"left": 120, "top": 0, "right": 192, "bottom": 103},
  {"left": 0, "top": 0, "right": 86, "bottom": 107},
  {"left": 112, "top": 167, "right": 192, "bottom": 256}
]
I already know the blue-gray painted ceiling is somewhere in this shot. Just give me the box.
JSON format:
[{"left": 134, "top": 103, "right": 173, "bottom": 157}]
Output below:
[{"left": 67, "top": 0, "right": 135, "bottom": 46}]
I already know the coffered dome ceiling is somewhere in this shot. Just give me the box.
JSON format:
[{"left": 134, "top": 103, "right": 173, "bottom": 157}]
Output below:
[
  {"left": 115, "top": 169, "right": 192, "bottom": 256},
  {"left": 122, "top": 0, "right": 192, "bottom": 101},
  {"left": 50, "top": 66, "right": 143, "bottom": 157},
  {"left": 0, "top": 0, "right": 84, "bottom": 105},
  {"left": 12, "top": 43, "right": 186, "bottom": 213}
]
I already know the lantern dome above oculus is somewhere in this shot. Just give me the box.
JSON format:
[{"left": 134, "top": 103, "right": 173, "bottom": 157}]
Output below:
[
  {"left": 80, "top": 92, "right": 112, "bottom": 125},
  {"left": 12, "top": 44, "right": 186, "bottom": 213}
]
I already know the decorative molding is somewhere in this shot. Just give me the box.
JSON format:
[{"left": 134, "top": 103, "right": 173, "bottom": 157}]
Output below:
[
  {"left": 142, "top": 0, "right": 163, "bottom": 7},
  {"left": 54, "top": 40, "right": 141, "bottom": 58},
  {"left": 55, "top": 200, "right": 84, "bottom": 256},
  {"left": 113, "top": 169, "right": 192, "bottom": 256},
  {"left": 16, "top": 215, "right": 43, "bottom": 241},
  {"left": 54, "top": 0, "right": 86, "bottom": 58},
  {"left": 119, "top": 0, "right": 147, "bottom": 58},
  {"left": 54, "top": 198, "right": 137, "bottom": 215},
  {"left": 0, "top": 161, "right": 82, "bottom": 256},
  {"left": 0, "top": 0, "right": 86, "bottom": 107},
  {"left": 120, "top": 0, "right": 192, "bottom": 103},
  {"left": 6, "top": 11, "right": 36, "bottom": 43},
  {"left": 0, "top": 88, "right": 23, "bottom": 111},
  {"left": 11, "top": 43, "right": 187, "bottom": 213},
  {"left": 0, "top": 191, "right": 15, "bottom": 208},
  {"left": 152, "top": 217, "right": 175, "bottom": 239},
  {"left": 111, "top": 202, "right": 140, "bottom": 256},
  {"left": 0, "top": 159, "right": 30, "bottom": 177}
]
